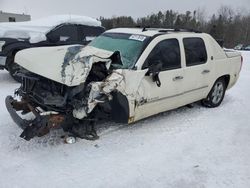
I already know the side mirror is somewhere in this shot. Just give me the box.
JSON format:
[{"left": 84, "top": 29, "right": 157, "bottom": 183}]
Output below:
[
  {"left": 146, "top": 60, "right": 163, "bottom": 87},
  {"left": 148, "top": 60, "right": 162, "bottom": 73}
]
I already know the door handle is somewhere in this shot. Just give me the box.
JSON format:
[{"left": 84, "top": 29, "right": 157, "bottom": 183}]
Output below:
[
  {"left": 173, "top": 76, "right": 183, "bottom": 81},
  {"left": 202, "top": 70, "right": 210, "bottom": 74}
]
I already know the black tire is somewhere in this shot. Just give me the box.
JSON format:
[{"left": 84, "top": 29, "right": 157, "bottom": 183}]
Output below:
[
  {"left": 6, "top": 56, "right": 22, "bottom": 82},
  {"left": 201, "top": 78, "right": 226, "bottom": 108}
]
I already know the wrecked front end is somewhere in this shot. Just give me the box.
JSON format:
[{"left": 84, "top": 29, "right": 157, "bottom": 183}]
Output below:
[{"left": 6, "top": 46, "right": 130, "bottom": 141}]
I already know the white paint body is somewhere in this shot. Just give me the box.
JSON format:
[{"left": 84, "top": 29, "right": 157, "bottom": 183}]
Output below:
[{"left": 15, "top": 28, "right": 242, "bottom": 123}]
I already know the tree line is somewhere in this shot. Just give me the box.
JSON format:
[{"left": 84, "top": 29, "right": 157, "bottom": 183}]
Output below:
[{"left": 100, "top": 6, "right": 250, "bottom": 48}]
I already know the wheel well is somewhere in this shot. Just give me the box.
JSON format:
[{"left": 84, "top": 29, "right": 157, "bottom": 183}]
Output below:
[
  {"left": 218, "top": 75, "right": 230, "bottom": 89},
  {"left": 6, "top": 49, "right": 21, "bottom": 70},
  {"left": 110, "top": 91, "right": 130, "bottom": 123},
  {"left": 7, "top": 48, "right": 20, "bottom": 58}
]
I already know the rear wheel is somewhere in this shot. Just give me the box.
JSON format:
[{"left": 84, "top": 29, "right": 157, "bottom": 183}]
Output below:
[{"left": 202, "top": 78, "right": 226, "bottom": 108}]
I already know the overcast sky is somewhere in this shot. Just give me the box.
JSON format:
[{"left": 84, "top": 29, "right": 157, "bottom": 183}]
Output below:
[{"left": 0, "top": 0, "right": 250, "bottom": 20}]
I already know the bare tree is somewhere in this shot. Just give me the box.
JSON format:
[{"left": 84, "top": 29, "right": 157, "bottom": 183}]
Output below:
[{"left": 100, "top": 5, "right": 250, "bottom": 48}]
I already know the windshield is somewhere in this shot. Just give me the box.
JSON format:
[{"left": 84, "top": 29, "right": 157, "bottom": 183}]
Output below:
[{"left": 89, "top": 32, "right": 150, "bottom": 69}]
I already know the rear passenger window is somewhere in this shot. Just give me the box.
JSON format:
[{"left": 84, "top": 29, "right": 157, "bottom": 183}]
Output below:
[
  {"left": 78, "top": 25, "right": 105, "bottom": 42},
  {"left": 48, "top": 25, "right": 78, "bottom": 42},
  {"left": 143, "top": 39, "right": 181, "bottom": 71},
  {"left": 183, "top": 38, "right": 207, "bottom": 66}
]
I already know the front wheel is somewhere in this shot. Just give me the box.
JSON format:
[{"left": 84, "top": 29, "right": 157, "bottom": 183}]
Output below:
[{"left": 201, "top": 78, "right": 226, "bottom": 108}]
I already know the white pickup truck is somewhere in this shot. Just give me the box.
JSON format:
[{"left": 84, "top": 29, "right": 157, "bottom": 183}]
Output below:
[{"left": 6, "top": 28, "right": 242, "bottom": 141}]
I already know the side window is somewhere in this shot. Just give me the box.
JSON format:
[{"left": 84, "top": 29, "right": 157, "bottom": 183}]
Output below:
[
  {"left": 47, "top": 25, "right": 78, "bottom": 42},
  {"left": 9, "top": 17, "right": 16, "bottom": 22},
  {"left": 143, "top": 39, "right": 181, "bottom": 71},
  {"left": 78, "top": 25, "right": 105, "bottom": 42},
  {"left": 183, "top": 37, "right": 207, "bottom": 66}
]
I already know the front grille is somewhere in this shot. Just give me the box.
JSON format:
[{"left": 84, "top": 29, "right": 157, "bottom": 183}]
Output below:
[
  {"left": 19, "top": 75, "right": 69, "bottom": 112},
  {"left": 22, "top": 76, "right": 37, "bottom": 94}
]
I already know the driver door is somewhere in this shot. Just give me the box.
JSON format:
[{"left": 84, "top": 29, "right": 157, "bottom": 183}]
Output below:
[{"left": 134, "top": 38, "right": 185, "bottom": 121}]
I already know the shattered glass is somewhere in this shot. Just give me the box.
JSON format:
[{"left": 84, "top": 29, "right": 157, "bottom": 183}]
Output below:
[{"left": 89, "top": 33, "right": 149, "bottom": 69}]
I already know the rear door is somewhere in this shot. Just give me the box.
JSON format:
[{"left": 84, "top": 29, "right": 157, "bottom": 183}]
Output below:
[
  {"left": 134, "top": 38, "right": 185, "bottom": 121},
  {"left": 181, "top": 37, "right": 212, "bottom": 104}
]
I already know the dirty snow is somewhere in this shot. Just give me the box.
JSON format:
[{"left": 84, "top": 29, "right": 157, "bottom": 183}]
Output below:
[
  {"left": 0, "top": 52, "right": 249, "bottom": 188},
  {"left": 0, "top": 15, "right": 101, "bottom": 43}
]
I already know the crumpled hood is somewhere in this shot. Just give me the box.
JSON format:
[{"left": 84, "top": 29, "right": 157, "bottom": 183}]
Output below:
[{"left": 15, "top": 45, "right": 114, "bottom": 86}]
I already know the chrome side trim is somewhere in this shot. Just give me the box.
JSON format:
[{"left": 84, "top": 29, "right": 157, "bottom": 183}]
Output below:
[{"left": 140, "top": 85, "right": 209, "bottom": 106}]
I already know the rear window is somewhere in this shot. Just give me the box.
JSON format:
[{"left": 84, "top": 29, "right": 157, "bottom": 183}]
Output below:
[
  {"left": 78, "top": 25, "right": 105, "bottom": 42},
  {"left": 183, "top": 37, "right": 207, "bottom": 66},
  {"left": 47, "top": 25, "right": 78, "bottom": 42}
]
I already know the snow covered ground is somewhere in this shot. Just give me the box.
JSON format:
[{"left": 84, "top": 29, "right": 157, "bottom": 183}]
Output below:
[{"left": 0, "top": 51, "right": 249, "bottom": 188}]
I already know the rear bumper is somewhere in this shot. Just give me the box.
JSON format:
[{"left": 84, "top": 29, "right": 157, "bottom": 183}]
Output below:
[
  {"left": 227, "top": 73, "right": 240, "bottom": 90},
  {"left": 0, "top": 55, "right": 7, "bottom": 69}
]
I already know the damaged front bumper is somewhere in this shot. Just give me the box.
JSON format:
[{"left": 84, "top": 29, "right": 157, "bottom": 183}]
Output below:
[
  {"left": 5, "top": 96, "right": 99, "bottom": 141},
  {"left": 6, "top": 96, "right": 30, "bottom": 130},
  {"left": 6, "top": 96, "right": 65, "bottom": 140},
  {"left": 6, "top": 45, "right": 143, "bottom": 142}
]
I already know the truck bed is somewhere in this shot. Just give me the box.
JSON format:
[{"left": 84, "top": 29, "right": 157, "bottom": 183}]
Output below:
[{"left": 224, "top": 49, "right": 241, "bottom": 58}]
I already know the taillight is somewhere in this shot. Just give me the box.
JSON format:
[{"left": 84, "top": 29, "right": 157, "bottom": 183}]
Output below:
[{"left": 240, "top": 55, "right": 243, "bottom": 72}]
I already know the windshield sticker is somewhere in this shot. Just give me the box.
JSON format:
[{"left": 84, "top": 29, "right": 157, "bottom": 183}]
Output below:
[{"left": 129, "top": 35, "right": 146, "bottom": 42}]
